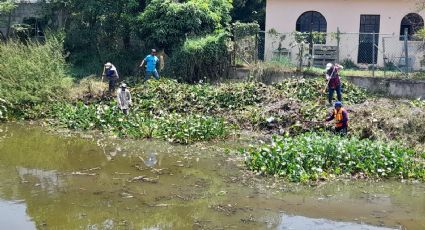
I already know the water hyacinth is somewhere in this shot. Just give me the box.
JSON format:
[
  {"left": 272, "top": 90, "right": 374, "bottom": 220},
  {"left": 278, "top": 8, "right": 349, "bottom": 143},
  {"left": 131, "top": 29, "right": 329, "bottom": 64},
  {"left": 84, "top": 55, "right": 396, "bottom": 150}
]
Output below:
[
  {"left": 50, "top": 100, "right": 229, "bottom": 144},
  {"left": 273, "top": 78, "right": 367, "bottom": 104},
  {"left": 241, "top": 133, "right": 425, "bottom": 182}
]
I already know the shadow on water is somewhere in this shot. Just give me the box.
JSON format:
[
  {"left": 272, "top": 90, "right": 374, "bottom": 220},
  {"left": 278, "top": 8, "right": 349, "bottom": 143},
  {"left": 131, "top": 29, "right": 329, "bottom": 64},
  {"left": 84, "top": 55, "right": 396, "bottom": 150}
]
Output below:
[{"left": 0, "top": 123, "right": 423, "bottom": 230}]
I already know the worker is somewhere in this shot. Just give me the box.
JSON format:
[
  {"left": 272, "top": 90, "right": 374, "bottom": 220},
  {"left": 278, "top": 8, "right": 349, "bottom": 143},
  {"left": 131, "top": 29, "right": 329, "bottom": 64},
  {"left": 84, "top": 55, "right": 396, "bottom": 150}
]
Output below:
[
  {"left": 102, "top": 62, "right": 119, "bottom": 94},
  {"left": 326, "top": 63, "right": 344, "bottom": 105},
  {"left": 116, "top": 83, "right": 132, "bottom": 115},
  {"left": 139, "top": 49, "right": 162, "bottom": 83},
  {"left": 325, "top": 101, "right": 348, "bottom": 135}
]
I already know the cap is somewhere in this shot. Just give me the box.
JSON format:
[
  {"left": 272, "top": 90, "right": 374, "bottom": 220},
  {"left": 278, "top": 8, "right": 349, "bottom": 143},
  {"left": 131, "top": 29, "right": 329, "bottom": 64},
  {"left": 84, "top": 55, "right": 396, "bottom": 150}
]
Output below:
[{"left": 334, "top": 101, "right": 343, "bottom": 107}]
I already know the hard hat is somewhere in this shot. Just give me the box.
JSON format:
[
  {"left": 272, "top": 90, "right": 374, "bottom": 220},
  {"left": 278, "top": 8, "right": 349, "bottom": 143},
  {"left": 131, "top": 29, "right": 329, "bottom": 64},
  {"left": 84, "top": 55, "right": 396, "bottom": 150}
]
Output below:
[
  {"left": 105, "top": 62, "right": 112, "bottom": 68},
  {"left": 120, "top": 83, "right": 127, "bottom": 88},
  {"left": 334, "top": 101, "right": 343, "bottom": 107},
  {"left": 326, "top": 63, "right": 333, "bottom": 70}
]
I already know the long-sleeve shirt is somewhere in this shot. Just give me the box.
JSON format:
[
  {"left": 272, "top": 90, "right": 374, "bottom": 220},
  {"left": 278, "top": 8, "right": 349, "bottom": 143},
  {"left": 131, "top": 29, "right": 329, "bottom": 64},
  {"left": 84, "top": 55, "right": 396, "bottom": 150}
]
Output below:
[
  {"left": 326, "top": 108, "right": 349, "bottom": 127},
  {"left": 106, "top": 66, "right": 119, "bottom": 79},
  {"left": 327, "top": 66, "right": 342, "bottom": 89},
  {"left": 116, "top": 88, "right": 132, "bottom": 110}
]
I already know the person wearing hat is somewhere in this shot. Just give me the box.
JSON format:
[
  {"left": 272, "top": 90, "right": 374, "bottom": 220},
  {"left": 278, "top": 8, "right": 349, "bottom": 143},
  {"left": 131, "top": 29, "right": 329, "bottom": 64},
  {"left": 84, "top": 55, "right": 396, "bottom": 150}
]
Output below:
[
  {"left": 325, "top": 101, "right": 349, "bottom": 135},
  {"left": 139, "top": 49, "right": 161, "bottom": 83},
  {"left": 325, "top": 63, "right": 344, "bottom": 105},
  {"left": 116, "top": 83, "right": 132, "bottom": 115},
  {"left": 102, "top": 62, "right": 119, "bottom": 94}
]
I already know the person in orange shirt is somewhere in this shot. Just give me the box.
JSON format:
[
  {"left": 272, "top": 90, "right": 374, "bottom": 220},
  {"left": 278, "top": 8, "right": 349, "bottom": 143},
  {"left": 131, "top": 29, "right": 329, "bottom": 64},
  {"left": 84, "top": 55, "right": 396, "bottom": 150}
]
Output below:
[{"left": 325, "top": 101, "right": 349, "bottom": 135}]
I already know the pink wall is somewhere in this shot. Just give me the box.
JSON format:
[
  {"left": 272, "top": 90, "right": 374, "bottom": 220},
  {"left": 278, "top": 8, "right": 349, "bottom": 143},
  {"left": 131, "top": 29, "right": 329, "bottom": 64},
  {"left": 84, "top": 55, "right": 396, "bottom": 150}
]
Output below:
[
  {"left": 264, "top": 0, "right": 425, "bottom": 69},
  {"left": 266, "top": 0, "right": 424, "bottom": 34}
]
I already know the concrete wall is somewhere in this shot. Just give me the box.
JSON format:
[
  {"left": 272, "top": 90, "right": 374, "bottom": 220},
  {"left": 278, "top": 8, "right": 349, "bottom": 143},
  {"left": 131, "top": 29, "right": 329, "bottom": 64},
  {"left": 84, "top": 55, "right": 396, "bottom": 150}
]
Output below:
[
  {"left": 0, "top": 3, "right": 47, "bottom": 36},
  {"left": 230, "top": 67, "right": 425, "bottom": 99},
  {"left": 344, "top": 76, "right": 425, "bottom": 99},
  {"left": 265, "top": 0, "right": 425, "bottom": 69}
]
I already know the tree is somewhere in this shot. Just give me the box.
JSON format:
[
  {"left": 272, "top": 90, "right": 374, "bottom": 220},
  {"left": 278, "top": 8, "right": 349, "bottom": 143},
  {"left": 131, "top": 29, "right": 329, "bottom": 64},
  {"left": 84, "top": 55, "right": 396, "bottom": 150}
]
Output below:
[
  {"left": 232, "top": 0, "right": 265, "bottom": 30},
  {"left": 48, "top": 0, "right": 148, "bottom": 75},
  {"left": 136, "top": 0, "right": 232, "bottom": 53},
  {"left": 0, "top": 0, "right": 17, "bottom": 39}
]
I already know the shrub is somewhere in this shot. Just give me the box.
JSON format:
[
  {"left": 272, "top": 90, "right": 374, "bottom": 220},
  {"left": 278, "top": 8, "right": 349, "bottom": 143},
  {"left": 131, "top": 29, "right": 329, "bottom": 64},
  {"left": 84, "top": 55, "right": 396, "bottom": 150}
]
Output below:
[
  {"left": 0, "top": 35, "right": 72, "bottom": 114},
  {"left": 137, "top": 0, "right": 232, "bottom": 53},
  {"left": 168, "top": 33, "right": 231, "bottom": 82},
  {"left": 340, "top": 59, "right": 358, "bottom": 69},
  {"left": 241, "top": 133, "right": 425, "bottom": 182}
]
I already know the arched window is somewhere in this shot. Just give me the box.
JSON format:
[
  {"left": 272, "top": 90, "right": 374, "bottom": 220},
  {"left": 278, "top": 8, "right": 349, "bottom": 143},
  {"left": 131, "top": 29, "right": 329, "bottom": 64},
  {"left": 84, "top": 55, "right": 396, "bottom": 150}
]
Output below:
[
  {"left": 296, "top": 11, "right": 327, "bottom": 33},
  {"left": 400, "top": 13, "right": 424, "bottom": 40}
]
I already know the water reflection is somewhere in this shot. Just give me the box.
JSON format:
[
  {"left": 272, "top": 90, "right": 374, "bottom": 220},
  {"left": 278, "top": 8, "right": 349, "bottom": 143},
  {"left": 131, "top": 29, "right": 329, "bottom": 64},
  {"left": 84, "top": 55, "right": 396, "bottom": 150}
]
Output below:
[
  {"left": 0, "top": 200, "right": 36, "bottom": 229},
  {"left": 0, "top": 123, "right": 423, "bottom": 230},
  {"left": 17, "top": 167, "right": 63, "bottom": 194},
  {"left": 278, "top": 214, "right": 396, "bottom": 230},
  {"left": 143, "top": 152, "right": 158, "bottom": 168}
]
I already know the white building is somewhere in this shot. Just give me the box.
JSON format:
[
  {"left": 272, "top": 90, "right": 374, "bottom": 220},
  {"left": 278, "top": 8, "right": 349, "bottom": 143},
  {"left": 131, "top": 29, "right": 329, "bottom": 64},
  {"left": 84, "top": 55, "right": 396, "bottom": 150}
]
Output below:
[{"left": 265, "top": 0, "right": 425, "bottom": 69}]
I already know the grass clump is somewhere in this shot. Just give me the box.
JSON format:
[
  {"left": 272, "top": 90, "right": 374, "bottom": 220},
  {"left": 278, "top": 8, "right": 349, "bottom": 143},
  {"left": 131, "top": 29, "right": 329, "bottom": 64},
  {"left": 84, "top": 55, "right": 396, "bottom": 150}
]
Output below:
[{"left": 241, "top": 133, "right": 425, "bottom": 182}]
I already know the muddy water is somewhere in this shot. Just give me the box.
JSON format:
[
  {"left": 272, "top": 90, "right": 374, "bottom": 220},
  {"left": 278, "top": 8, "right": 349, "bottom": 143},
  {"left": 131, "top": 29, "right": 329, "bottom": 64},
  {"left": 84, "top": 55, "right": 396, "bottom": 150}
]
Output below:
[{"left": 0, "top": 123, "right": 424, "bottom": 230}]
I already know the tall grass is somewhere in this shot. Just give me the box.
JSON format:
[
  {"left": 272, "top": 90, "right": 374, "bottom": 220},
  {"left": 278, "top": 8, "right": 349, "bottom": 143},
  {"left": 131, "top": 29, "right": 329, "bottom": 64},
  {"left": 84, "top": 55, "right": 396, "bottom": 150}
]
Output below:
[{"left": 0, "top": 35, "right": 72, "bottom": 111}]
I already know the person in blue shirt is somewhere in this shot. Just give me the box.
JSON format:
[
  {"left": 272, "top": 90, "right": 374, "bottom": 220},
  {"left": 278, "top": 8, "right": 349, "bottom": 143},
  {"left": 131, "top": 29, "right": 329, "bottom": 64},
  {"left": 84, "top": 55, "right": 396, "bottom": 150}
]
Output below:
[{"left": 140, "top": 49, "right": 161, "bottom": 82}]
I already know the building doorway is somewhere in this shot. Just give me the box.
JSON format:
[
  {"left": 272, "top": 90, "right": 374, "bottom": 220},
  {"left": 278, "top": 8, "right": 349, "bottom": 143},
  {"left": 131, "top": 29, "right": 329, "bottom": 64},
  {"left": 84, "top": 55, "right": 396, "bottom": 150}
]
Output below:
[{"left": 358, "top": 15, "right": 380, "bottom": 64}]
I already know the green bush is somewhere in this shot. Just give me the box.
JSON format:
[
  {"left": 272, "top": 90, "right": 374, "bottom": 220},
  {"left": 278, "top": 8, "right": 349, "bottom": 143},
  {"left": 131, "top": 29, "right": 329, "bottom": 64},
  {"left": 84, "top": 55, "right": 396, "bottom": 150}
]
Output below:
[
  {"left": 137, "top": 0, "right": 232, "bottom": 53},
  {"left": 241, "top": 133, "right": 425, "bottom": 182},
  {"left": 340, "top": 59, "right": 358, "bottom": 69},
  {"left": 0, "top": 35, "right": 72, "bottom": 113},
  {"left": 168, "top": 33, "right": 231, "bottom": 82}
]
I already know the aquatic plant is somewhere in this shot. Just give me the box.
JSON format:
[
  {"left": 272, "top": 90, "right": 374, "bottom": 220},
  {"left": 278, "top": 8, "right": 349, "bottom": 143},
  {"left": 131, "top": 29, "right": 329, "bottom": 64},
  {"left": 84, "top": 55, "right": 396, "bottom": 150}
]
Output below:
[
  {"left": 273, "top": 78, "right": 367, "bottom": 104},
  {"left": 241, "top": 133, "right": 425, "bottom": 182},
  {"left": 50, "top": 101, "right": 228, "bottom": 144}
]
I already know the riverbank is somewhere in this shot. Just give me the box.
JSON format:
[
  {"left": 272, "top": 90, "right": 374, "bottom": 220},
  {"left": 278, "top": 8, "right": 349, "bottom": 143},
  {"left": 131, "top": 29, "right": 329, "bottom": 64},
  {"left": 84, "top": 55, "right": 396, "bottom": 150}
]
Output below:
[{"left": 2, "top": 77, "right": 425, "bottom": 182}]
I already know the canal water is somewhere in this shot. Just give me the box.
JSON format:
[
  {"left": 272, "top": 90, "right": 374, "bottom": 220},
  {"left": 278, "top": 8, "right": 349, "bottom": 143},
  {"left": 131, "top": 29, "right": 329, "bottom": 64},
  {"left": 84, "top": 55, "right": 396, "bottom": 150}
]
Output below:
[{"left": 0, "top": 123, "right": 423, "bottom": 229}]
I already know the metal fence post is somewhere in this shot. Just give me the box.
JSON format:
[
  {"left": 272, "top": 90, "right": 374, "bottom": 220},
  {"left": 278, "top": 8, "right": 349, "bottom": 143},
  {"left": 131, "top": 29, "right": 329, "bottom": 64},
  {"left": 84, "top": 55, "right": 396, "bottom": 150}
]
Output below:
[
  {"left": 404, "top": 28, "right": 409, "bottom": 75},
  {"left": 382, "top": 37, "right": 386, "bottom": 77},
  {"left": 372, "top": 32, "right": 376, "bottom": 77}
]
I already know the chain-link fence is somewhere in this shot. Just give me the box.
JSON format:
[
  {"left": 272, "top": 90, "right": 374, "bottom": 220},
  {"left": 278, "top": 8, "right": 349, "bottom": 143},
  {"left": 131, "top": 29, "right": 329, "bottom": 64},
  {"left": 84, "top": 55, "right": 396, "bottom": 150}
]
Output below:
[{"left": 236, "top": 30, "right": 425, "bottom": 78}]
